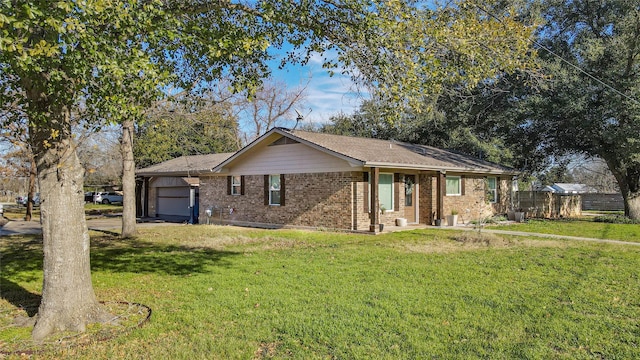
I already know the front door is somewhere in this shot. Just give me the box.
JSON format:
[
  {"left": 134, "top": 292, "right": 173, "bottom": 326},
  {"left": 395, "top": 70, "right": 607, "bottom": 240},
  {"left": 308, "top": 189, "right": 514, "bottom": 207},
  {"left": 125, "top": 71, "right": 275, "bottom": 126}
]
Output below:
[{"left": 404, "top": 175, "right": 416, "bottom": 223}]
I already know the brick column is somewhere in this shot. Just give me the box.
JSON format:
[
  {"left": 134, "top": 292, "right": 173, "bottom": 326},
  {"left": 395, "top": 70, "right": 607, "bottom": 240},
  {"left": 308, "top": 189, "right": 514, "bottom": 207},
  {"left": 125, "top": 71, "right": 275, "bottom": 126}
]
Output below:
[
  {"left": 369, "top": 167, "right": 379, "bottom": 232},
  {"left": 437, "top": 171, "right": 445, "bottom": 221}
]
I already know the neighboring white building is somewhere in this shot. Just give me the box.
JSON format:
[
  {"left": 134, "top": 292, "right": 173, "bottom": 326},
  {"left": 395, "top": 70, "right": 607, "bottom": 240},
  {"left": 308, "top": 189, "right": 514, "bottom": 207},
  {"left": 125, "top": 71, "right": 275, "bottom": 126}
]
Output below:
[{"left": 550, "top": 183, "right": 598, "bottom": 194}]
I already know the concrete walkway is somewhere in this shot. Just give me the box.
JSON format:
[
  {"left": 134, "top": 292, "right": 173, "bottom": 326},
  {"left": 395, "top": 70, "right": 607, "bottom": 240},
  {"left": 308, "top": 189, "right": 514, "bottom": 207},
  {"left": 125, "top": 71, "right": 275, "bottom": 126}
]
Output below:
[{"left": 429, "top": 224, "right": 640, "bottom": 247}]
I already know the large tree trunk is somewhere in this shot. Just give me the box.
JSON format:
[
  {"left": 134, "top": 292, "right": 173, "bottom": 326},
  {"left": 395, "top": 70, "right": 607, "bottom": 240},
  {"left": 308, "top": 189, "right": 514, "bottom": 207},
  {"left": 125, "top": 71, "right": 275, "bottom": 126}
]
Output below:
[
  {"left": 606, "top": 159, "right": 640, "bottom": 220},
  {"left": 30, "top": 104, "right": 111, "bottom": 341},
  {"left": 121, "top": 119, "right": 137, "bottom": 238},
  {"left": 627, "top": 194, "right": 640, "bottom": 220}
]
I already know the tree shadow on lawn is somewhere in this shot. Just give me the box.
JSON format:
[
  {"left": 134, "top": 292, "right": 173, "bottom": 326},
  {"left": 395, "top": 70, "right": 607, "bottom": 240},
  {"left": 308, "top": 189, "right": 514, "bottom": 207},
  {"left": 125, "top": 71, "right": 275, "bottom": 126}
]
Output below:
[
  {"left": 0, "top": 235, "right": 44, "bottom": 279},
  {"left": 1, "top": 234, "right": 240, "bottom": 316},
  {"left": 2, "top": 234, "right": 240, "bottom": 278},
  {"left": 88, "top": 235, "right": 241, "bottom": 276},
  {"left": 0, "top": 277, "right": 41, "bottom": 317}
]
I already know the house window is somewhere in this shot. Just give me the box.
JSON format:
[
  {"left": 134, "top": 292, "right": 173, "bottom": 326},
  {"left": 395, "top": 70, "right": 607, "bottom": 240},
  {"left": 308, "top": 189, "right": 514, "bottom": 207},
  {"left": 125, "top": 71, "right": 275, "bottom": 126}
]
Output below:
[
  {"left": 378, "top": 173, "right": 393, "bottom": 212},
  {"left": 227, "top": 175, "right": 244, "bottom": 195},
  {"left": 269, "top": 175, "right": 281, "bottom": 206},
  {"left": 367, "top": 173, "right": 394, "bottom": 212},
  {"left": 231, "top": 176, "right": 242, "bottom": 195},
  {"left": 446, "top": 176, "right": 461, "bottom": 196},
  {"left": 405, "top": 175, "right": 414, "bottom": 207},
  {"left": 487, "top": 177, "right": 497, "bottom": 203}
]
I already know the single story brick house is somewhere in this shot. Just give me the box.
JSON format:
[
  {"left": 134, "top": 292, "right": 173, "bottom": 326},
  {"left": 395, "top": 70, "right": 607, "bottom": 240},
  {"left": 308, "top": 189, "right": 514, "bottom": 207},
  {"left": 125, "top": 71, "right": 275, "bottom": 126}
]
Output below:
[
  {"left": 199, "top": 127, "right": 517, "bottom": 232},
  {"left": 136, "top": 153, "right": 234, "bottom": 222}
]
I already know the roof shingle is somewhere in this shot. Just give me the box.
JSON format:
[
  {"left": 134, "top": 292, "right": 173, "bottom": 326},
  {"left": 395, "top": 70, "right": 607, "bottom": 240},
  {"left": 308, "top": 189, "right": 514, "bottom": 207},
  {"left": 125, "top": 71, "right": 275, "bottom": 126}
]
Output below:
[
  {"left": 136, "top": 153, "right": 234, "bottom": 176},
  {"left": 283, "top": 129, "right": 515, "bottom": 174}
]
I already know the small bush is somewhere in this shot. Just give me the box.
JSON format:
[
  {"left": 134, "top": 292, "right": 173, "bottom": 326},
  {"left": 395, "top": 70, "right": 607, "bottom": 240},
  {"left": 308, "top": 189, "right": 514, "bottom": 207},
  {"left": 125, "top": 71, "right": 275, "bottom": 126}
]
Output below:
[
  {"left": 451, "top": 231, "right": 507, "bottom": 246},
  {"left": 469, "top": 215, "right": 506, "bottom": 225},
  {"left": 593, "top": 215, "right": 640, "bottom": 224}
]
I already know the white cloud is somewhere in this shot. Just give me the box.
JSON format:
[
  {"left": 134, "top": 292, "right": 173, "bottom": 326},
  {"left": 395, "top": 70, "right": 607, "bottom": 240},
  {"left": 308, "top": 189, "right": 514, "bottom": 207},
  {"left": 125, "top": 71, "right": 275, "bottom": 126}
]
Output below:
[{"left": 270, "top": 51, "right": 369, "bottom": 125}]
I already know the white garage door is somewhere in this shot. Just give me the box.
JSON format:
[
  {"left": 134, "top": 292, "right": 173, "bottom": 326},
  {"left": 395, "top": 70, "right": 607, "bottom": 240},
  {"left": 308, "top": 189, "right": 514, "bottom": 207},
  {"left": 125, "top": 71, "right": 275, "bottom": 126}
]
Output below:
[{"left": 157, "top": 187, "right": 190, "bottom": 217}]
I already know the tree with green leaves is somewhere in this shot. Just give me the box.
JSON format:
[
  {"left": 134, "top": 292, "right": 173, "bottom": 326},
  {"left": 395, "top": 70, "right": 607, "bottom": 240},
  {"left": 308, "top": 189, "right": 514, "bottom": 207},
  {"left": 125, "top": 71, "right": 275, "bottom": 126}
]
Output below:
[
  {"left": 0, "top": 120, "right": 38, "bottom": 220},
  {"left": 320, "top": 94, "right": 518, "bottom": 166},
  {"left": 530, "top": 0, "right": 640, "bottom": 218},
  {"left": 447, "top": 0, "right": 640, "bottom": 218},
  {"left": 0, "top": 0, "right": 536, "bottom": 340},
  {"left": 135, "top": 98, "right": 241, "bottom": 168}
]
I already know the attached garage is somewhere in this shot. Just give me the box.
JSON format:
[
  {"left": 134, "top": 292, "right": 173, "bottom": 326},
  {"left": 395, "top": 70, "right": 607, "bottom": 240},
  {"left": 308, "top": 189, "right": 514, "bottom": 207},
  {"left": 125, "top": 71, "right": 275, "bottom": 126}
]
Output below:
[
  {"left": 147, "top": 177, "right": 198, "bottom": 221},
  {"left": 157, "top": 187, "right": 190, "bottom": 218},
  {"left": 136, "top": 153, "right": 234, "bottom": 222}
]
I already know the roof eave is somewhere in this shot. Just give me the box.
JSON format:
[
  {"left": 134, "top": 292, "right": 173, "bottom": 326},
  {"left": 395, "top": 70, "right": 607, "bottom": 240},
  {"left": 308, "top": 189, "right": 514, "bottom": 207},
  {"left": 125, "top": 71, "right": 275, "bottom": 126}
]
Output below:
[
  {"left": 136, "top": 170, "right": 209, "bottom": 177},
  {"left": 363, "top": 162, "right": 519, "bottom": 175}
]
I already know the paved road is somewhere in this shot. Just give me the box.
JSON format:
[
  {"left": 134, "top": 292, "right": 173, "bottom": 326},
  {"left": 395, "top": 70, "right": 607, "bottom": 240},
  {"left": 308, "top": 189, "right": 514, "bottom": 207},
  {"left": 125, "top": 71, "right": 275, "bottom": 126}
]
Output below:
[{"left": 0, "top": 216, "right": 182, "bottom": 236}]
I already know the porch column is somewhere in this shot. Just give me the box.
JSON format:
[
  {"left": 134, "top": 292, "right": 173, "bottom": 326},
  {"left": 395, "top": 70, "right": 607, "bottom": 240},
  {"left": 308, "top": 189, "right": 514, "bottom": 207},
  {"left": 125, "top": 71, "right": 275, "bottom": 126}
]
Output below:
[
  {"left": 135, "top": 177, "right": 143, "bottom": 217},
  {"left": 143, "top": 177, "right": 150, "bottom": 217},
  {"left": 436, "top": 171, "right": 445, "bottom": 222},
  {"left": 369, "top": 167, "right": 380, "bottom": 232}
]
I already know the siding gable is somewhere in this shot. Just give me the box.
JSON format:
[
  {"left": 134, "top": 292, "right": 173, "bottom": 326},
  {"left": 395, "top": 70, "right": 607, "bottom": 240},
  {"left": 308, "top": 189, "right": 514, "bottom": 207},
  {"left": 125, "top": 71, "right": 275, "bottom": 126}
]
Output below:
[{"left": 228, "top": 142, "right": 359, "bottom": 175}]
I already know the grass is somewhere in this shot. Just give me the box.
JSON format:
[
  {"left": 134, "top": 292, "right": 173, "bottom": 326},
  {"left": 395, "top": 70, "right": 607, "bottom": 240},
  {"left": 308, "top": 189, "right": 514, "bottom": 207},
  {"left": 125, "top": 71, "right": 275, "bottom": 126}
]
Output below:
[
  {"left": 489, "top": 218, "right": 640, "bottom": 242},
  {"left": 1, "top": 203, "right": 122, "bottom": 221},
  {"left": 1, "top": 226, "right": 639, "bottom": 359}
]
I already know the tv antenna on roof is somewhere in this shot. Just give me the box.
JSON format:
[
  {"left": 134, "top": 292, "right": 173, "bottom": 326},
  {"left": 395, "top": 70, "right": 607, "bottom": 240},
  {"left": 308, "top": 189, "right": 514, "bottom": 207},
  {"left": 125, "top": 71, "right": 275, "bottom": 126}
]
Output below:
[{"left": 293, "top": 108, "right": 311, "bottom": 130}]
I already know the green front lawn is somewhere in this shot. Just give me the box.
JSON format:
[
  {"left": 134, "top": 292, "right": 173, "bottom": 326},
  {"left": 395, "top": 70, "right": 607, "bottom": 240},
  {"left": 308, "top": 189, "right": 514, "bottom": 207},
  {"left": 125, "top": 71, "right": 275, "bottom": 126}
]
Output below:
[
  {"left": 1, "top": 203, "right": 122, "bottom": 221},
  {"left": 489, "top": 218, "right": 640, "bottom": 242},
  {"left": 1, "top": 226, "right": 639, "bottom": 359}
]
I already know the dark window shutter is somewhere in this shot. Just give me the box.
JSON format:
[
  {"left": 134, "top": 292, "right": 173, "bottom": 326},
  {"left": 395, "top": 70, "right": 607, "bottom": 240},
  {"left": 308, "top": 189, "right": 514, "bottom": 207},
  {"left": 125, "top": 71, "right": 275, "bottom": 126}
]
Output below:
[
  {"left": 496, "top": 177, "right": 501, "bottom": 203},
  {"left": 264, "top": 175, "right": 269, "bottom": 205},
  {"left": 461, "top": 176, "right": 466, "bottom": 196},
  {"left": 227, "top": 176, "right": 231, "bottom": 195},
  {"left": 240, "top": 176, "right": 245, "bottom": 195},
  {"left": 363, "top": 172, "right": 369, "bottom": 213},
  {"left": 280, "top": 174, "right": 286, "bottom": 206},
  {"left": 394, "top": 173, "right": 400, "bottom": 211}
]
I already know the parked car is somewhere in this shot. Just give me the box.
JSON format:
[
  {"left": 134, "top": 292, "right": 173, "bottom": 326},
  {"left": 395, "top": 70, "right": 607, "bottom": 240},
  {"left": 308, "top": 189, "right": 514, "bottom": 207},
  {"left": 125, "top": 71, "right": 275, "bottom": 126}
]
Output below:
[
  {"left": 84, "top": 191, "right": 97, "bottom": 202},
  {"left": 17, "top": 193, "right": 40, "bottom": 207},
  {"left": 93, "top": 192, "right": 123, "bottom": 204}
]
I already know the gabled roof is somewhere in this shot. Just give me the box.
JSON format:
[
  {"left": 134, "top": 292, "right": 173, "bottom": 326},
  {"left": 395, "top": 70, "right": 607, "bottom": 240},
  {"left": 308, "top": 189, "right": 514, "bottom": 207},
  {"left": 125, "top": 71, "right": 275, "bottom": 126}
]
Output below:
[
  {"left": 537, "top": 185, "right": 557, "bottom": 192},
  {"left": 214, "top": 128, "right": 517, "bottom": 175},
  {"left": 551, "top": 183, "right": 596, "bottom": 194},
  {"left": 136, "top": 153, "right": 234, "bottom": 176}
]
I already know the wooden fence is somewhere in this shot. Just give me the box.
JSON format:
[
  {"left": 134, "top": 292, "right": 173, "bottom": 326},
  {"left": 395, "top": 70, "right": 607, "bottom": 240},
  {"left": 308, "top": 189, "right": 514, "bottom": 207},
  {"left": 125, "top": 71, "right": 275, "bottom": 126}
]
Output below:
[
  {"left": 581, "top": 193, "right": 624, "bottom": 211},
  {"left": 515, "top": 192, "right": 582, "bottom": 218}
]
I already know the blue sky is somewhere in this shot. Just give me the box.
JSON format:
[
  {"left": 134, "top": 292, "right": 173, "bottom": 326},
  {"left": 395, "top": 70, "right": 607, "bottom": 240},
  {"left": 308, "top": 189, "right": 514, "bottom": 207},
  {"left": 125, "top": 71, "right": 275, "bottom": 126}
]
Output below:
[{"left": 267, "top": 51, "right": 366, "bottom": 126}]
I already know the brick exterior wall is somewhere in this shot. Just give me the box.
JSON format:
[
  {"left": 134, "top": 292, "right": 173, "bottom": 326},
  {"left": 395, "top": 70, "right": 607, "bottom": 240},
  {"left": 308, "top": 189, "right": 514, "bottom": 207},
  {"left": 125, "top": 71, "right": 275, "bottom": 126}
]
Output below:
[
  {"left": 494, "top": 177, "right": 511, "bottom": 215},
  {"left": 200, "top": 172, "right": 362, "bottom": 230},
  {"left": 353, "top": 176, "right": 370, "bottom": 231},
  {"left": 424, "top": 174, "right": 511, "bottom": 225},
  {"left": 443, "top": 176, "right": 492, "bottom": 223},
  {"left": 419, "top": 173, "right": 434, "bottom": 225},
  {"left": 198, "top": 171, "right": 511, "bottom": 231}
]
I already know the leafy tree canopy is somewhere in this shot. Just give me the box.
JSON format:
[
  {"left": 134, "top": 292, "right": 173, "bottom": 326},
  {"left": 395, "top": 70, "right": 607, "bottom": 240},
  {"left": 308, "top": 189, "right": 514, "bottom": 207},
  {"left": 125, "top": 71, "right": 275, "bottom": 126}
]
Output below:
[
  {"left": 135, "top": 100, "right": 241, "bottom": 168},
  {"left": 494, "top": 0, "right": 640, "bottom": 217},
  {"left": 0, "top": 0, "right": 538, "bottom": 340}
]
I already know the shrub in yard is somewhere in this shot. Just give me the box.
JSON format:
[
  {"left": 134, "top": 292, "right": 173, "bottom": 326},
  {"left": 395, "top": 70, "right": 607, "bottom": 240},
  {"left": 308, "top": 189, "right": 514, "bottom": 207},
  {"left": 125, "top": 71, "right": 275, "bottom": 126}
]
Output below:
[
  {"left": 451, "top": 231, "right": 510, "bottom": 246},
  {"left": 593, "top": 215, "right": 640, "bottom": 224},
  {"left": 469, "top": 215, "right": 508, "bottom": 226}
]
